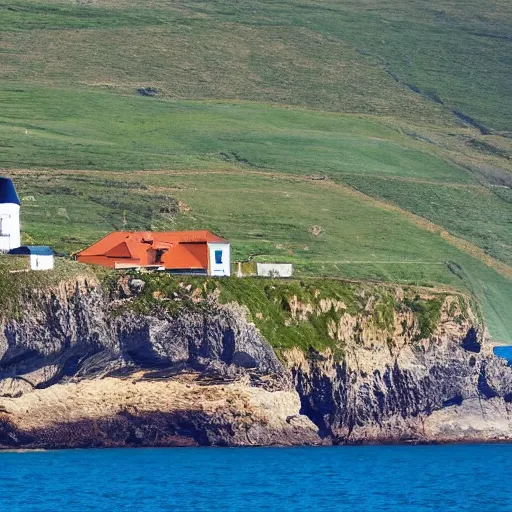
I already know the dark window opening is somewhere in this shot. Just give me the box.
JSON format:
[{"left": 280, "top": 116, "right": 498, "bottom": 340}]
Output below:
[
  {"left": 215, "top": 250, "right": 223, "bottom": 264},
  {"left": 154, "top": 249, "right": 166, "bottom": 264}
]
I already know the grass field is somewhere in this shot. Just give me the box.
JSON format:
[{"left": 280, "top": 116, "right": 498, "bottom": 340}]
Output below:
[
  {"left": 1, "top": 0, "right": 510, "bottom": 132},
  {"left": 0, "top": 87, "right": 477, "bottom": 180},
  {"left": 0, "top": 0, "right": 510, "bottom": 341},
  {"left": 1, "top": 88, "right": 509, "bottom": 267},
  {"left": 8, "top": 167, "right": 512, "bottom": 343},
  {"left": 341, "top": 176, "right": 512, "bottom": 266},
  {"left": 10, "top": 170, "right": 178, "bottom": 252}
]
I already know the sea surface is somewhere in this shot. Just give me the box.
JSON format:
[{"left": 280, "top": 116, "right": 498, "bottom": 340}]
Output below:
[
  {"left": 493, "top": 345, "right": 512, "bottom": 364},
  {"left": 1, "top": 445, "right": 512, "bottom": 511}
]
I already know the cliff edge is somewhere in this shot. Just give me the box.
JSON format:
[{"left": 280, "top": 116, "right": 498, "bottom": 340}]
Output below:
[{"left": 0, "top": 266, "right": 511, "bottom": 448}]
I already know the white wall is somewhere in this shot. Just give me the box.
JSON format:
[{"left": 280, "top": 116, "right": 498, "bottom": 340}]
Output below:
[
  {"left": 256, "top": 263, "right": 293, "bottom": 278},
  {"left": 207, "top": 243, "right": 231, "bottom": 276},
  {"left": 0, "top": 203, "right": 20, "bottom": 251},
  {"left": 30, "top": 254, "right": 54, "bottom": 271}
]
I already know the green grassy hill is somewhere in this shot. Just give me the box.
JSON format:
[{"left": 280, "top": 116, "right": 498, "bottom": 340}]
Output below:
[{"left": 0, "top": 0, "right": 511, "bottom": 341}]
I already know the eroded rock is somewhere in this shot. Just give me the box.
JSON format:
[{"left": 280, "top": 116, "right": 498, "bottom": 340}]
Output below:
[{"left": 0, "top": 278, "right": 511, "bottom": 448}]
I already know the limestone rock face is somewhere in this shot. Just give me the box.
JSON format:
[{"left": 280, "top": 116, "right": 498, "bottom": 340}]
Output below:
[
  {"left": 0, "top": 376, "right": 322, "bottom": 449},
  {"left": 0, "top": 278, "right": 311, "bottom": 448},
  {"left": 284, "top": 301, "right": 512, "bottom": 444},
  {"left": 0, "top": 279, "right": 284, "bottom": 391},
  {"left": 0, "top": 277, "right": 511, "bottom": 448},
  {"left": 116, "top": 301, "right": 284, "bottom": 378}
]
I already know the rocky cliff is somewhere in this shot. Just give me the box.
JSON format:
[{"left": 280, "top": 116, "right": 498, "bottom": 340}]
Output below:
[{"left": 0, "top": 269, "right": 511, "bottom": 448}]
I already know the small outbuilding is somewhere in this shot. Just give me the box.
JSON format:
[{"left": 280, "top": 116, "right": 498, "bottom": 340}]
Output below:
[
  {"left": 256, "top": 263, "right": 293, "bottom": 278},
  {"left": 8, "top": 246, "right": 54, "bottom": 271}
]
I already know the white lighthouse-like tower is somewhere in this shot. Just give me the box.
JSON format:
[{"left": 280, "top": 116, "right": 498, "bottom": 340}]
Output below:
[{"left": 0, "top": 177, "right": 21, "bottom": 252}]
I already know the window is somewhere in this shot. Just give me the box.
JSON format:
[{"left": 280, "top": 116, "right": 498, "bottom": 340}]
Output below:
[
  {"left": 215, "top": 250, "right": 223, "bottom": 264},
  {"left": 0, "top": 215, "right": 10, "bottom": 235},
  {"left": 154, "top": 249, "right": 165, "bottom": 264}
]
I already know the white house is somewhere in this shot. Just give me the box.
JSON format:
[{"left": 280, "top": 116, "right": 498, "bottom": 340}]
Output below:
[
  {"left": 8, "top": 246, "right": 54, "bottom": 271},
  {"left": 0, "top": 177, "right": 21, "bottom": 252}
]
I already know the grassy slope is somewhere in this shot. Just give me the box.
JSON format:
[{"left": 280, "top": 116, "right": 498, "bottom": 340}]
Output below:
[
  {"left": 2, "top": 89, "right": 510, "bottom": 268},
  {"left": 0, "top": 0, "right": 511, "bottom": 340},
  {"left": 8, "top": 166, "right": 512, "bottom": 342},
  {"left": 10, "top": 169, "right": 179, "bottom": 252},
  {"left": 2, "top": 0, "right": 510, "bottom": 131},
  {"left": 0, "top": 88, "right": 471, "bottom": 177},
  {"left": 2, "top": 88, "right": 510, "bottom": 268}
]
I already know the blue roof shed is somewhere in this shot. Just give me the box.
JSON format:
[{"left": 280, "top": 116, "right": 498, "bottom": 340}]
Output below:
[
  {"left": 8, "top": 246, "right": 54, "bottom": 256},
  {"left": 0, "top": 178, "right": 20, "bottom": 205}
]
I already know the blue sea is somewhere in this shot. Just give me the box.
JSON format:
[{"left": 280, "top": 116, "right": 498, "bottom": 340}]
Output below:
[
  {"left": 494, "top": 346, "right": 512, "bottom": 364},
  {"left": 1, "top": 445, "right": 512, "bottom": 511}
]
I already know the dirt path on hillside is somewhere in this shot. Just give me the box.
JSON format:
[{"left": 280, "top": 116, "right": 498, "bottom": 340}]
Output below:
[
  {"left": 332, "top": 172, "right": 485, "bottom": 189},
  {"left": 313, "top": 178, "right": 512, "bottom": 281},
  {"left": 311, "top": 260, "right": 446, "bottom": 264},
  {"left": 4, "top": 167, "right": 512, "bottom": 280}
]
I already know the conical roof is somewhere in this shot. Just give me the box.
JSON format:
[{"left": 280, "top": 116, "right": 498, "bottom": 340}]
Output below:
[{"left": 0, "top": 178, "right": 20, "bottom": 205}]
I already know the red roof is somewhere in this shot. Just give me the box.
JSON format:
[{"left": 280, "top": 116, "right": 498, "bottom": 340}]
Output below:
[{"left": 77, "top": 230, "right": 228, "bottom": 270}]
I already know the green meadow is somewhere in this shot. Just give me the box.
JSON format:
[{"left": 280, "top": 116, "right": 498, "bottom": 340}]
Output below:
[
  {"left": 2, "top": 0, "right": 510, "bottom": 131},
  {"left": 0, "top": 0, "right": 510, "bottom": 341},
  {"left": 10, "top": 166, "right": 512, "bottom": 343},
  {"left": 0, "top": 87, "right": 473, "bottom": 179}
]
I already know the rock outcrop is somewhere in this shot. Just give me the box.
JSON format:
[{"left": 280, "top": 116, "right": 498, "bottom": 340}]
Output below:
[
  {"left": 285, "top": 311, "right": 512, "bottom": 444},
  {"left": 0, "top": 274, "right": 511, "bottom": 448}
]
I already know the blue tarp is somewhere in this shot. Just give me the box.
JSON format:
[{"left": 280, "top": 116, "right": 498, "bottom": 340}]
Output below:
[
  {"left": 0, "top": 178, "right": 20, "bottom": 205},
  {"left": 8, "top": 246, "right": 53, "bottom": 256}
]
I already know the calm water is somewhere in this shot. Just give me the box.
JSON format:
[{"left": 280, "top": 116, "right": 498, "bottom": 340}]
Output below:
[
  {"left": 1, "top": 445, "right": 512, "bottom": 511},
  {"left": 494, "top": 346, "right": 512, "bottom": 364}
]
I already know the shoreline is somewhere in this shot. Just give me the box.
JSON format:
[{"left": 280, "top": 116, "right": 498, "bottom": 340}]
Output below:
[{"left": 3, "top": 437, "right": 512, "bottom": 452}]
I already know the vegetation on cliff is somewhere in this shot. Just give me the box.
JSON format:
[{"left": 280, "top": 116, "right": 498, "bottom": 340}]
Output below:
[
  {"left": 0, "top": 256, "right": 98, "bottom": 319},
  {"left": 120, "top": 272, "right": 468, "bottom": 359}
]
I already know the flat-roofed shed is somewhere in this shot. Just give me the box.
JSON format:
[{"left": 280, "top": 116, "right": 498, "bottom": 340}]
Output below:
[{"left": 8, "top": 245, "right": 54, "bottom": 271}]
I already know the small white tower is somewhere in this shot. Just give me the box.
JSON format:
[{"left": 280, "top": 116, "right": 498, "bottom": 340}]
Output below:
[{"left": 0, "top": 177, "right": 21, "bottom": 252}]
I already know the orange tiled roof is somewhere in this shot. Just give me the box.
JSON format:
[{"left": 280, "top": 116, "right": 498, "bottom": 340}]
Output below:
[{"left": 77, "top": 230, "right": 227, "bottom": 270}]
